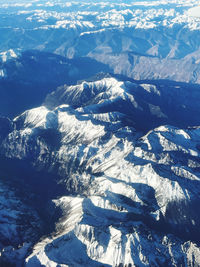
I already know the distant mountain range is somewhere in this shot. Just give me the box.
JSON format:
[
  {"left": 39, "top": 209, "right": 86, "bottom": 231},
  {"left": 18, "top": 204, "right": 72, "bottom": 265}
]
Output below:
[{"left": 0, "top": 1, "right": 200, "bottom": 84}]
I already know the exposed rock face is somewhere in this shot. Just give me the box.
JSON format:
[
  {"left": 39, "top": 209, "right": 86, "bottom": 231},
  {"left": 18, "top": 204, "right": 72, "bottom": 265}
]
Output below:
[{"left": 0, "top": 77, "right": 200, "bottom": 266}]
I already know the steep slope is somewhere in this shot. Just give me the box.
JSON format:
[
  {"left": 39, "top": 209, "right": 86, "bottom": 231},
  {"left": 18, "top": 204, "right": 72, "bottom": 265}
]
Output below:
[{"left": 0, "top": 77, "right": 200, "bottom": 266}]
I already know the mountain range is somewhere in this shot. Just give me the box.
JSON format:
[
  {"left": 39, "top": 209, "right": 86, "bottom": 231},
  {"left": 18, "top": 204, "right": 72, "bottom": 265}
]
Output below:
[
  {"left": 0, "top": 76, "right": 200, "bottom": 266},
  {"left": 0, "top": 0, "right": 200, "bottom": 266},
  {"left": 1, "top": 1, "right": 200, "bottom": 84}
]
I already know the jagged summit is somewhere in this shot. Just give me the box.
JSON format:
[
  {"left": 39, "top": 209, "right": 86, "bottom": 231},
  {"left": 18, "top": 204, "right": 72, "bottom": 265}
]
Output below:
[{"left": 44, "top": 76, "right": 200, "bottom": 131}]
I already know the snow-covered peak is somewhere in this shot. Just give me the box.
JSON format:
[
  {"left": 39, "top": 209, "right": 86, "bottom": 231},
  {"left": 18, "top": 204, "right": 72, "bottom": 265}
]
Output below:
[
  {"left": 45, "top": 77, "right": 138, "bottom": 113},
  {"left": 14, "top": 106, "right": 50, "bottom": 129},
  {"left": 0, "top": 49, "right": 20, "bottom": 63}
]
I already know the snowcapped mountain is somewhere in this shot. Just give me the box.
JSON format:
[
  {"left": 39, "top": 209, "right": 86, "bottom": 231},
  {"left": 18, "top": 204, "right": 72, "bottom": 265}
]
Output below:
[
  {"left": 1, "top": 76, "right": 200, "bottom": 266},
  {"left": 0, "top": 49, "right": 21, "bottom": 79},
  {"left": 44, "top": 77, "right": 200, "bottom": 130},
  {"left": 0, "top": 49, "right": 20, "bottom": 63}
]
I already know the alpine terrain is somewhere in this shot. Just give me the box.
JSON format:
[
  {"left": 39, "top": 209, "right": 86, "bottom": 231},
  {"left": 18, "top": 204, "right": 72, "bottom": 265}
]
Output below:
[{"left": 0, "top": 0, "right": 200, "bottom": 266}]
